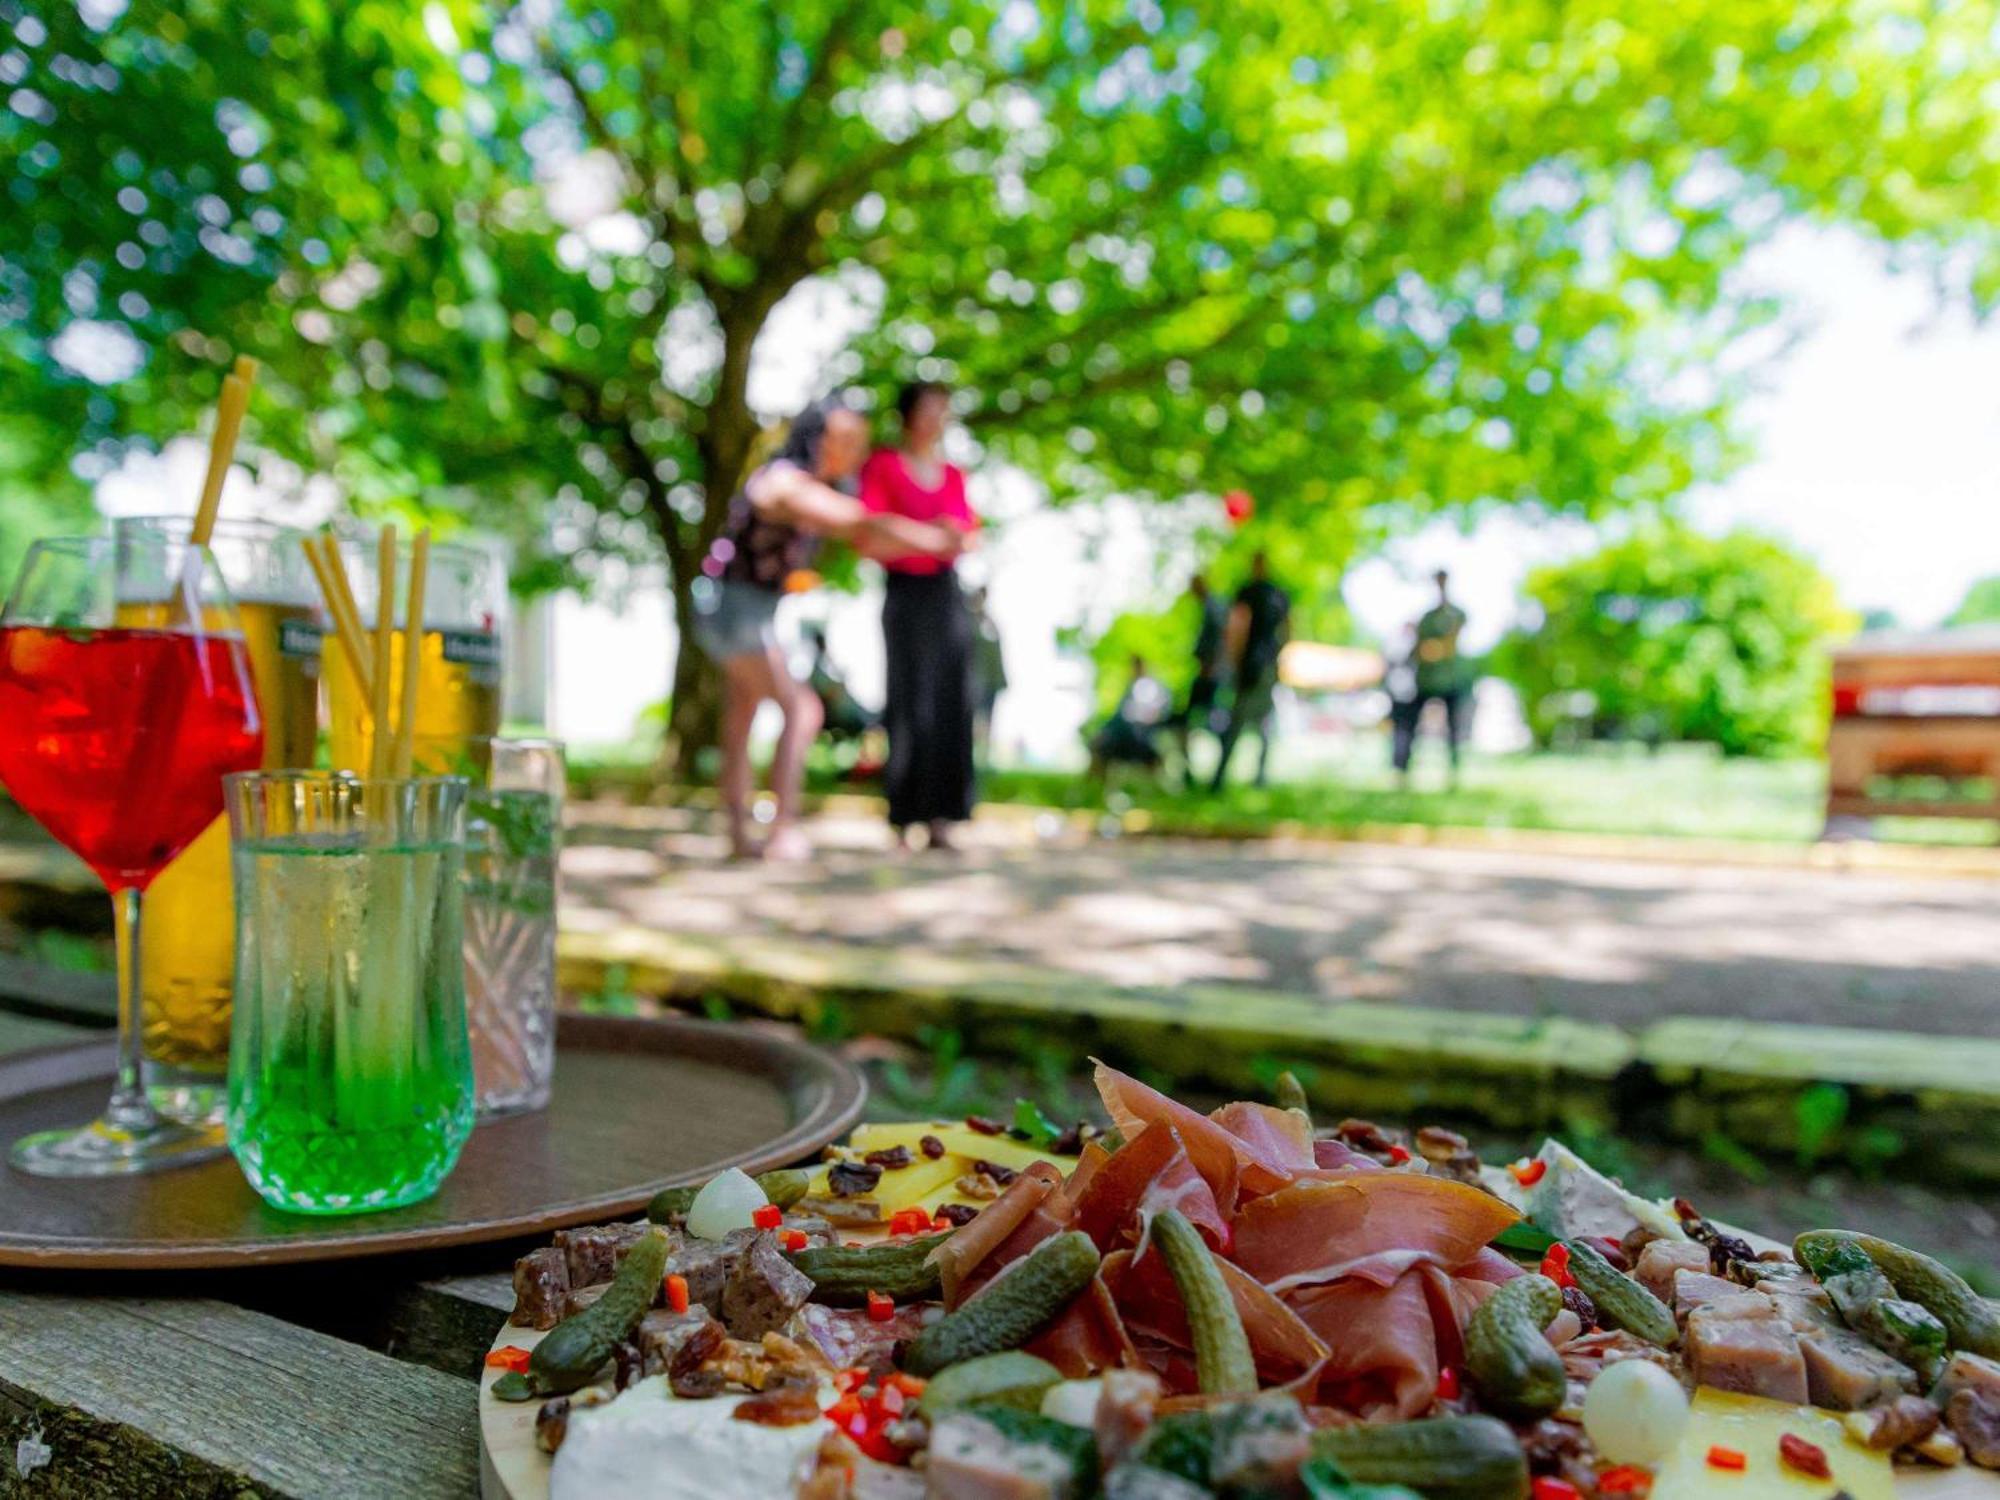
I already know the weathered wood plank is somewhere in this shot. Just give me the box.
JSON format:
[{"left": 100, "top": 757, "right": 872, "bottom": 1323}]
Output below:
[
  {"left": 232, "top": 1263, "right": 516, "bottom": 1381},
  {"left": 0, "top": 1291, "right": 478, "bottom": 1498},
  {"left": 0, "top": 1009, "right": 92, "bottom": 1055},
  {"left": 0, "top": 957, "right": 115, "bottom": 1027}
]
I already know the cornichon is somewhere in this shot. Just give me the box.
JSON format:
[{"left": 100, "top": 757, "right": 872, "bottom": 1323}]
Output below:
[
  {"left": 917, "top": 1351, "right": 1063, "bottom": 1415},
  {"left": 1464, "top": 1273, "right": 1565, "bottom": 1421},
  {"left": 1562, "top": 1239, "right": 1677, "bottom": 1347},
  {"left": 901, "top": 1231, "right": 1101, "bottom": 1376},
  {"left": 1274, "top": 1070, "right": 1312, "bottom": 1121},
  {"left": 786, "top": 1231, "right": 950, "bottom": 1305},
  {"left": 1153, "top": 1207, "right": 1257, "bottom": 1395},
  {"left": 525, "top": 1227, "right": 672, "bottom": 1395},
  {"left": 1797, "top": 1233, "right": 1948, "bottom": 1379},
  {"left": 1797, "top": 1230, "right": 2000, "bottom": 1358},
  {"left": 644, "top": 1168, "right": 810, "bottom": 1224},
  {"left": 1309, "top": 1416, "right": 1529, "bottom": 1500}
]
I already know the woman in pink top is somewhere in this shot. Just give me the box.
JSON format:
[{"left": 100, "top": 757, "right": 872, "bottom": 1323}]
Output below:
[{"left": 859, "top": 381, "right": 980, "bottom": 849}]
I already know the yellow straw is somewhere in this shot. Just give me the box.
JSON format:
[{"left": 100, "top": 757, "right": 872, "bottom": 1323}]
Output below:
[
  {"left": 368, "top": 526, "right": 398, "bottom": 782},
  {"left": 300, "top": 535, "right": 372, "bottom": 704},
  {"left": 392, "top": 530, "right": 430, "bottom": 778},
  {"left": 191, "top": 364, "right": 257, "bottom": 547}
]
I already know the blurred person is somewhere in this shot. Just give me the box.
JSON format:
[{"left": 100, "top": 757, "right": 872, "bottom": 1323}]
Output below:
[
  {"left": 967, "top": 583, "right": 1007, "bottom": 758},
  {"left": 860, "top": 380, "right": 980, "bottom": 851},
  {"left": 804, "top": 624, "right": 873, "bottom": 743},
  {"left": 1089, "top": 653, "right": 1171, "bottom": 781},
  {"left": 1173, "top": 572, "right": 1231, "bottom": 786},
  {"left": 1392, "top": 568, "right": 1473, "bottom": 786},
  {"left": 694, "top": 399, "right": 964, "bottom": 861},
  {"left": 1209, "top": 551, "right": 1292, "bottom": 792},
  {"left": 1385, "top": 623, "right": 1422, "bottom": 782}
]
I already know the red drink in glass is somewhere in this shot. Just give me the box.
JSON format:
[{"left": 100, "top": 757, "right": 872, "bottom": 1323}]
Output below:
[{"left": 0, "top": 627, "right": 265, "bottom": 890}]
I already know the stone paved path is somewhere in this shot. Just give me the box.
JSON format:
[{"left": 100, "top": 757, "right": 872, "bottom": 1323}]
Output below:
[{"left": 561, "top": 802, "right": 2000, "bottom": 1038}]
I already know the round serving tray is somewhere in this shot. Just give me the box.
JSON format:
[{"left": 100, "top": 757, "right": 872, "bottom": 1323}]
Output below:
[{"left": 0, "top": 1012, "right": 865, "bottom": 1270}]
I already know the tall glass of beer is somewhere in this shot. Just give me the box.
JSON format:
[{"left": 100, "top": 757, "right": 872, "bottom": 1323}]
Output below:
[
  {"left": 112, "top": 516, "right": 324, "bottom": 1124},
  {"left": 322, "top": 531, "right": 505, "bottom": 775}
]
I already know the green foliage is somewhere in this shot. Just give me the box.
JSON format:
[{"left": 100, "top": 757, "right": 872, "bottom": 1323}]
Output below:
[
  {"left": 1491, "top": 525, "right": 1857, "bottom": 757},
  {"left": 4, "top": 0, "right": 1997, "bottom": 756},
  {"left": 1946, "top": 577, "right": 2000, "bottom": 628}
]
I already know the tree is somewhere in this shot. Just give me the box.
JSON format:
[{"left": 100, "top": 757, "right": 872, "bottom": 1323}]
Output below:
[
  {"left": 1491, "top": 524, "right": 1856, "bottom": 756},
  {"left": 1946, "top": 578, "right": 2000, "bottom": 628},
  {"left": 4, "top": 0, "right": 1997, "bottom": 767}
]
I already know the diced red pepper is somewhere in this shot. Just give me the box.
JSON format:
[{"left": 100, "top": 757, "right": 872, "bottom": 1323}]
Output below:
[
  {"left": 884, "top": 1372, "right": 927, "bottom": 1398},
  {"left": 850, "top": 1422, "right": 903, "bottom": 1462},
  {"left": 665, "top": 1273, "right": 690, "bottom": 1314},
  {"left": 827, "top": 1392, "right": 866, "bottom": 1426},
  {"left": 1778, "top": 1434, "right": 1830, "bottom": 1479},
  {"left": 1540, "top": 1243, "right": 1577, "bottom": 1289},
  {"left": 866, "top": 1290, "right": 895, "bottom": 1323},
  {"left": 780, "top": 1228, "right": 809, "bottom": 1252},
  {"left": 875, "top": 1383, "right": 907, "bottom": 1418},
  {"left": 1530, "top": 1479, "right": 1582, "bottom": 1500},
  {"left": 835, "top": 1367, "right": 869, "bottom": 1393},
  {"left": 1596, "top": 1466, "right": 1653, "bottom": 1494},
  {"left": 484, "top": 1345, "right": 533, "bottom": 1373},
  {"left": 1509, "top": 1157, "right": 1548, "bottom": 1186},
  {"left": 1434, "top": 1366, "right": 1461, "bottom": 1400},
  {"left": 751, "top": 1203, "right": 783, "bottom": 1230},
  {"left": 931, "top": 1215, "right": 954, "bottom": 1232},
  {"left": 1706, "top": 1445, "right": 1747, "bottom": 1472},
  {"left": 889, "top": 1207, "right": 935, "bottom": 1237},
  {"left": 1387, "top": 1143, "right": 1412, "bottom": 1164}
]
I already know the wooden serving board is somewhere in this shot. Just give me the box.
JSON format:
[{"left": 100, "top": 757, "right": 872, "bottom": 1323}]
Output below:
[{"left": 0, "top": 1012, "right": 864, "bottom": 1269}]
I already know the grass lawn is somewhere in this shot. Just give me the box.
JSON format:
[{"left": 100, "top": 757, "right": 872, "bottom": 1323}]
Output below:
[{"left": 971, "top": 739, "right": 1998, "bottom": 847}]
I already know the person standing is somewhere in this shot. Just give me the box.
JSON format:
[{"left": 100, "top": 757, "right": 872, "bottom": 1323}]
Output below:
[
  {"left": 860, "top": 381, "right": 980, "bottom": 850},
  {"left": 693, "top": 399, "right": 963, "bottom": 861},
  {"left": 1393, "top": 568, "right": 1473, "bottom": 786},
  {"left": 966, "top": 584, "right": 1008, "bottom": 760},
  {"left": 1209, "top": 551, "right": 1291, "bottom": 792},
  {"left": 1175, "top": 572, "right": 1230, "bottom": 784}
]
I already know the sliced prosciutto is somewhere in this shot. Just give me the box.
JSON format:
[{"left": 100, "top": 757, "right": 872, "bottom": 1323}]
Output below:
[
  {"left": 1072, "top": 1123, "right": 1230, "bottom": 1254},
  {"left": 1094, "top": 1062, "right": 1304, "bottom": 1206},
  {"left": 1231, "top": 1173, "right": 1520, "bottom": 1295}
]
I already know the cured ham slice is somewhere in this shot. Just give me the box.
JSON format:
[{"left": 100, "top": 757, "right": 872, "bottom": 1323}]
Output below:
[
  {"left": 929, "top": 1161, "right": 1064, "bottom": 1307},
  {"left": 1073, "top": 1124, "right": 1230, "bottom": 1254},
  {"left": 1231, "top": 1174, "right": 1520, "bottom": 1295},
  {"left": 1103, "top": 1244, "right": 1330, "bottom": 1386},
  {"left": 1291, "top": 1271, "right": 1447, "bottom": 1419},
  {"left": 1024, "top": 1274, "right": 1142, "bottom": 1378},
  {"left": 1094, "top": 1063, "right": 1299, "bottom": 1206}
]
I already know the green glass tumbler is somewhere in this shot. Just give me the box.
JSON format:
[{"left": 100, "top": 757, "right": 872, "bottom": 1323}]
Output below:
[{"left": 224, "top": 772, "right": 475, "bottom": 1214}]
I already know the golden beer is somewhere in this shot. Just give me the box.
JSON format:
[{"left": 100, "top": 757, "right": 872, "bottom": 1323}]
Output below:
[
  {"left": 323, "top": 626, "right": 503, "bottom": 773},
  {"left": 119, "top": 598, "right": 323, "bottom": 1073}
]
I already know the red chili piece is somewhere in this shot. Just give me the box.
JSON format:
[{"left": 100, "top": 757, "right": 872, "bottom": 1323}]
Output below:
[
  {"left": 751, "top": 1203, "right": 783, "bottom": 1230},
  {"left": 1509, "top": 1157, "right": 1548, "bottom": 1186},
  {"left": 1706, "top": 1445, "right": 1747, "bottom": 1472},
  {"left": 1540, "top": 1242, "right": 1577, "bottom": 1289},
  {"left": 1530, "top": 1479, "right": 1582, "bottom": 1500},
  {"left": 780, "top": 1228, "right": 808, "bottom": 1251},
  {"left": 1778, "top": 1433, "right": 1830, "bottom": 1479},
  {"left": 1387, "top": 1143, "right": 1412, "bottom": 1164},
  {"left": 1596, "top": 1466, "right": 1653, "bottom": 1495},
  {"left": 665, "top": 1273, "right": 690, "bottom": 1314},
  {"left": 889, "top": 1207, "right": 935, "bottom": 1237},
  {"left": 866, "top": 1290, "right": 895, "bottom": 1323},
  {"left": 484, "top": 1345, "right": 532, "bottom": 1373},
  {"left": 1434, "top": 1366, "right": 1461, "bottom": 1400}
]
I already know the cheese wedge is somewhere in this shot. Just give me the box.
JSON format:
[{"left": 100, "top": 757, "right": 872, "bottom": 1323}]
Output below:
[
  {"left": 805, "top": 1121, "right": 1079, "bottom": 1218},
  {"left": 1651, "top": 1390, "right": 1896, "bottom": 1500}
]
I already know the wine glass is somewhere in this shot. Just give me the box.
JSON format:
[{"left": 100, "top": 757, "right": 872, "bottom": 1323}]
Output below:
[{"left": 0, "top": 534, "right": 265, "bottom": 1175}]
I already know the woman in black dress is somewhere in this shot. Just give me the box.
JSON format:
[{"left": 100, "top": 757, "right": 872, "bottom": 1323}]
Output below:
[{"left": 858, "top": 382, "right": 981, "bottom": 849}]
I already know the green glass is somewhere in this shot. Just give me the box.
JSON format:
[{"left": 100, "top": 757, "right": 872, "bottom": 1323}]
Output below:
[{"left": 224, "top": 772, "right": 474, "bottom": 1214}]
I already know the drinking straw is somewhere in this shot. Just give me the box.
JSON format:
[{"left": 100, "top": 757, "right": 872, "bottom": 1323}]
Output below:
[
  {"left": 299, "top": 534, "right": 373, "bottom": 704},
  {"left": 191, "top": 359, "right": 258, "bottom": 548},
  {"left": 392, "top": 530, "right": 431, "bottom": 778},
  {"left": 367, "top": 526, "right": 399, "bottom": 783}
]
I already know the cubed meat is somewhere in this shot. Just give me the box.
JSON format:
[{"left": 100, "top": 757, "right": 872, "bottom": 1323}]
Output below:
[
  {"left": 635, "top": 1306, "right": 722, "bottom": 1376},
  {"left": 664, "top": 1228, "right": 759, "bottom": 1312},
  {"left": 1673, "top": 1269, "right": 1748, "bottom": 1316},
  {"left": 509, "top": 1246, "right": 570, "bottom": 1330},
  {"left": 722, "top": 1231, "right": 816, "bottom": 1339},
  {"left": 796, "top": 1301, "right": 929, "bottom": 1376},
  {"left": 1797, "top": 1325, "right": 1919, "bottom": 1409},
  {"left": 1946, "top": 1388, "right": 2000, "bottom": 1470},
  {"left": 1757, "top": 1282, "right": 1839, "bottom": 1336},
  {"left": 782, "top": 1212, "right": 839, "bottom": 1249},
  {"left": 563, "top": 1283, "right": 611, "bottom": 1320},
  {"left": 1094, "top": 1370, "right": 1164, "bottom": 1469},
  {"left": 1635, "top": 1241, "right": 1709, "bottom": 1304},
  {"left": 926, "top": 1413, "right": 1087, "bottom": 1500},
  {"left": 1936, "top": 1353, "right": 2000, "bottom": 1408},
  {"left": 1686, "top": 1299, "right": 1809, "bottom": 1404},
  {"left": 553, "top": 1221, "right": 652, "bottom": 1288}
]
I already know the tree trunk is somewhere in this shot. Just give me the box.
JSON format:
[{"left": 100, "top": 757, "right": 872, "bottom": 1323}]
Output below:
[{"left": 661, "top": 304, "right": 766, "bottom": 780}]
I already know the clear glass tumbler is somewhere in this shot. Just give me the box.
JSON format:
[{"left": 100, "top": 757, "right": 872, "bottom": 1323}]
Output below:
[
  {"left": 224, "top": 772, "right": 475, "bottom": 1214},
  {"left": 411, "top": 736, "right": 563, "bottom": 1117}
]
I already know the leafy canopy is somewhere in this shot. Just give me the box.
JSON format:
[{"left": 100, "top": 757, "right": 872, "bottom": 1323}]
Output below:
[
  {"left": 1946, "top": 578, "right": 2000, "bottom": 629},
  {"left": 1490, "top": 524, "right": 1857, "bottom": 756},
  {"left": 2, "top": 0, "right": 1996, "bottom": 742}
]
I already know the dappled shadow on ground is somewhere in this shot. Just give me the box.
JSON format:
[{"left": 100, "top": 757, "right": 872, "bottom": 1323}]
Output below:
[{"left": 562, "top": 803, "right": 2000, "bottom": 1037}]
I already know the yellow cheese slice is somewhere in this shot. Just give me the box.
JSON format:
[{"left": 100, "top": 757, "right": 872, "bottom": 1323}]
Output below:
[
  {"left": 804, "top": 1121, "right": 1078, "bottom": 1217},
  {"left": 1651, "top": 1390, "right": 1896, "bottom": 1500}
]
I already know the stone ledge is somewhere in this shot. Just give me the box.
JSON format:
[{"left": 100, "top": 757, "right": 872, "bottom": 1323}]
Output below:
[{"left": 557, "top": 926, "right": 2000, "bottom": 1186}]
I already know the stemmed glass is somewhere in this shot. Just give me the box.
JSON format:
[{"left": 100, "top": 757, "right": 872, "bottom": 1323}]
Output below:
[{"left": 0, "top": 534, "right": 265, "bottom": 1175}]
